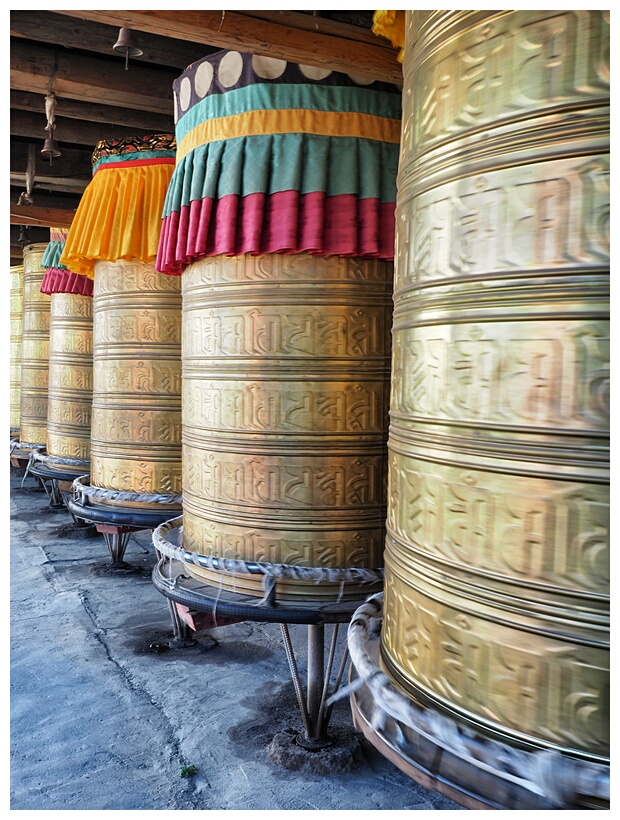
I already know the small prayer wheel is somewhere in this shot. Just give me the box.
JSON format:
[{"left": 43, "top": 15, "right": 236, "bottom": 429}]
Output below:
[
  {"left": 10, "top": 264, "right": 24, "bottom": 434},
  {"left": 60, "top": 135, "right": 182, "bottom": 516},
  {"left": 19, "top": 243, "right": 51, "bottom": 446},
  {"left": 90, "top": 258, "right": 182, "bottom": 498},
  {"left": 40, "top": 228, "right": 94, "bottom": 473}
]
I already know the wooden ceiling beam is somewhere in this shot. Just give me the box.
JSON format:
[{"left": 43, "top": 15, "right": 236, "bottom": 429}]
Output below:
[
  {"left": 11, "top": 172, "right": 88, "bottom": 195},
  {"left": 11, "top": 90, "right": 175, "bottom": 133},
  {"left": 51, "top": 10, "right": 403, "bottom": 85},
  {"left": 10, "top": 10, "right": 213, "bottom": 70},
  {"left": 10, "top": 40, "right": 177, "bottom": 114},
  {"left": 10, "top": 187, "right": 82, "bottom": 212},
  {"left": 11, "top": 141, "right": 92, "bottom": 177},
  {"left": 11, "top": 109, "right": 155, "bottom": 148},
  {"left": 240, "top": 11, "right": 382, "bottom": 46},
  {"left": 10, "top": 204, "right": 76, "bottom": 229}
]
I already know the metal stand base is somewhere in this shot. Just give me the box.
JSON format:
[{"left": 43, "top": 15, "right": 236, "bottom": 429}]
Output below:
[
  {"left": 267, "top": 726, "right": 365, "bottom": 775},
  {"left": 26, "top": 458, "right": 88, "bottom": 513},
  {"left": 166, "top": 599, "right": 198, "bottom": 648},
  {"left": 279, "top": 622, "right": 350, "bottom": 749},
  {"left": 67, "top": 491, "right": 181, "bottom": 569},
  {"left": 40, "top": 476, "right": 65, "bottom": 509},
  {"left": 152, "top": 555, "right": 370, "bottom": 760},
  {"left": 95, "top": 524, "right": 135, "bottom": 569}
]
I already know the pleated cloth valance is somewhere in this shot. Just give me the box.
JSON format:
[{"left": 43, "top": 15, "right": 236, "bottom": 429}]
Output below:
[
  {"left": 40, "top": 227, "right": 93, "bottom": 296},
  {"left": 155, "top": 51, "right": 402, "bottom": 274},
  {"left": 59, "top": 134, "right": 177, "bottom": 279}
]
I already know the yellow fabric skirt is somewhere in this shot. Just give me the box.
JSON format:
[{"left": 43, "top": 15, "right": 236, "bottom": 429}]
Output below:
[{"left": 60, "top": 163, "right": 174, "bottom": 279}]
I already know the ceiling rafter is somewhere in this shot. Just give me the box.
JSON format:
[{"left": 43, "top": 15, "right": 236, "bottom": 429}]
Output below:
[{"left": 51, "top": 9, "right": 402, "bottom": 84}]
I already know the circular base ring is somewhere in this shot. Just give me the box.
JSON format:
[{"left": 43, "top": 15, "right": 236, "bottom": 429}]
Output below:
[
  {"left": 153, "top": 557, "right": 364, "bottom": 626},
  {"left": 27, "top": 456, "right": 90, "bottom": 483},
  {"left": 67, "top": 478, "right": 182, "bottom": 530},
  {"left": 67, "top": 498, "right": 182, "bottom": 530}
]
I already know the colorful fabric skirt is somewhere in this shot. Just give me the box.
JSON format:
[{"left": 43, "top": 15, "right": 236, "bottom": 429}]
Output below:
[
  {"left": 156, "top": 51, "right": 402, "bottom": 274},
  {"left": 60, "top": 135, "right": 177, "bottom": 279},
  {"left": 40, "top": 228, "right": 93, "bottom": 296}
]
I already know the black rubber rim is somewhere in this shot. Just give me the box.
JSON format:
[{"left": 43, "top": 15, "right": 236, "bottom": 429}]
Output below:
[
  {"left": 67, "top": 497, "right": 182, "bottom": 529},
  {"left": 151, "top": 562, "right": 364, "bottom": 625},
  {"left": 27, "top": 461, "right": 88, "bottom": 482}
]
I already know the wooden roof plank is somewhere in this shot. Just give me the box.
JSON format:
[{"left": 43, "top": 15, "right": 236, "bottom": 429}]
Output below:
[{"left": 51, "top": 9, "right": 403, "bottom": 85}]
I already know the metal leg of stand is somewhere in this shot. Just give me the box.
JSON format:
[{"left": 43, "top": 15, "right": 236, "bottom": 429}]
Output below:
[
  {"left": 101, "top": 530, "right": 131, "bottom": 567},
  {"left": 281, "top": 623, "right": 345, "bottom": 750},
  {"left": 307, "top": 624, "right": 325, "bottom": 741},
  {"left": 48, "top": 479, "right": 65, "bottom": 508},
  {"left": 167, "top": 599, "right": 197, "bottom": 648}
]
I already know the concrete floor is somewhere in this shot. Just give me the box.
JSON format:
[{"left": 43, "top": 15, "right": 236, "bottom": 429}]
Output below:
[{"left": 9, "top": 468, "right": 465, "bottom": 813}]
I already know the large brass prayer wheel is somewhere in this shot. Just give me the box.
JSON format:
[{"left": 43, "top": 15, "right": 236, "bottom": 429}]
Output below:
[
  {"left": 19, "top": 243, "right": 51, "bottom": 446},
  {"left": 46, "top": 292, "right": 93, "bottom": 466},
  {"left": 10, "top": 264, "right": 24, "bottom": 433},
  {"left": 90, "top": 259, "right": 182, "bottom": 500},
  {"left": 181, "top": 253, "right": 392, "bottom": 602},
  {"left": 383, "top": 8, "right": 609, "bottom": 764}
]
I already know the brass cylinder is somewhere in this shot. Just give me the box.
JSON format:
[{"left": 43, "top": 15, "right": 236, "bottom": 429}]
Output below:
[
  {"left": 46, "top": 292, "right": 93, "bottom": 467},
  {"left": 383, "top": 10, "right": 609, "bottom": 761},
  {"left": 90, "top": 258, "right": 182, "bottom": 498},
  {"left": 10, "top": 264, "right": 24, "bottom": 433},
  {"left": 19, "top": 243, "right": 51, "bottom": 445},
  {"left": 181, "top": 253, "right": 392, "bottom": 601}
]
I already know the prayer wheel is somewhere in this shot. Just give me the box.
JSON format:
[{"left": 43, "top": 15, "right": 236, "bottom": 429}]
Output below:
[
  {"left": 60, "top": 135, "right": 182, "bottom": 521},
  {"left": 179, "top": 253, "right": 392, "bottom": 602},
  {"left": 40, "top": 228, "right": 94, "bottom": 474},
  {"left": 349, "top": 8, "right": 609, "bottom": 808},
  {"left": 89, "top": 258, "right": 182, "bottom": 499},
  {"left": 10, "top": 264, "right": 23, "bottom": 435},
  {"left": 156, "top": 50, "right": 402, "bottom": 605},
  {"left": 19, "top": 243, "right": 51, "bottom": 447}
]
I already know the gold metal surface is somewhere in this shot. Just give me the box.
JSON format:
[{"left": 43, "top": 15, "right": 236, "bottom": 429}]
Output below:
[
  {"left": 382, "top": 10, "right": 609, "bottom": 761},
  {"left": 90, "top": 259, "right": 182, "bottom": 494},
  {"left": 181, "top": 253, "right": 392, "bottom": 601},
  {"left": 19, "top": 243, "right": 51, "bottom": 445},
  {"left": 46, "top": 292, "right": 93, "bottom": 466},
  {"left": 10, "top": 264, "right": 24, "bottom": 432}
]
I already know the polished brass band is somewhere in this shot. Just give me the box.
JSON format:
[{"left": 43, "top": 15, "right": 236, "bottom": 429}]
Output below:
[
  {"left": 19, "top": 244, "right": 51, "bottom": 445},
  {"left": 10, "top": 264, "right": 24, "bottom": 431},
  {"left": 181, "top": 253, "right": 392, "bottom": 599},
  {"left": 382, "top": 9, "right": 609, "bottom": 760},
  {"left": 90, "top": 259, "right": 182, "bottom": 494},
  {"left": 47, "top": 292, "right": 93, "bottom": 466}
]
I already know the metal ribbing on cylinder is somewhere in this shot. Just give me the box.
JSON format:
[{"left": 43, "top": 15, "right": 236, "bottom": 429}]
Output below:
[
  {"left": 382, "top": 10, "right": 609, "bottom": 761},
  {"left": 181, "top": 253, "right": 392, "bottom": 602},
  {"left": 19, "top": 243, "right": 51, "bottom": 445},
  {"left": 90, "top": 259, "right": 182, "bottom": 497},
  {"left": 46, "top": 292, "right": 93, "bottom": 467},
  {"left": 10, "top": 264, "right": 23, "bottom": 432}
]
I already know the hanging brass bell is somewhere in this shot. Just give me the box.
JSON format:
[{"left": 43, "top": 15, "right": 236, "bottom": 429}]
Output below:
[
  {"left": 113, "top": 27, "right": 143, "bottom": 69},
  {"left": 41, "top": 137, "right": 61, "bottom": 160}
]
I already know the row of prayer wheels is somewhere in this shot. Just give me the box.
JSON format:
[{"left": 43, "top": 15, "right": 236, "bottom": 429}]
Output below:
[{"left": 9, "top": 9, "right": 608, "bottom": 808}]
